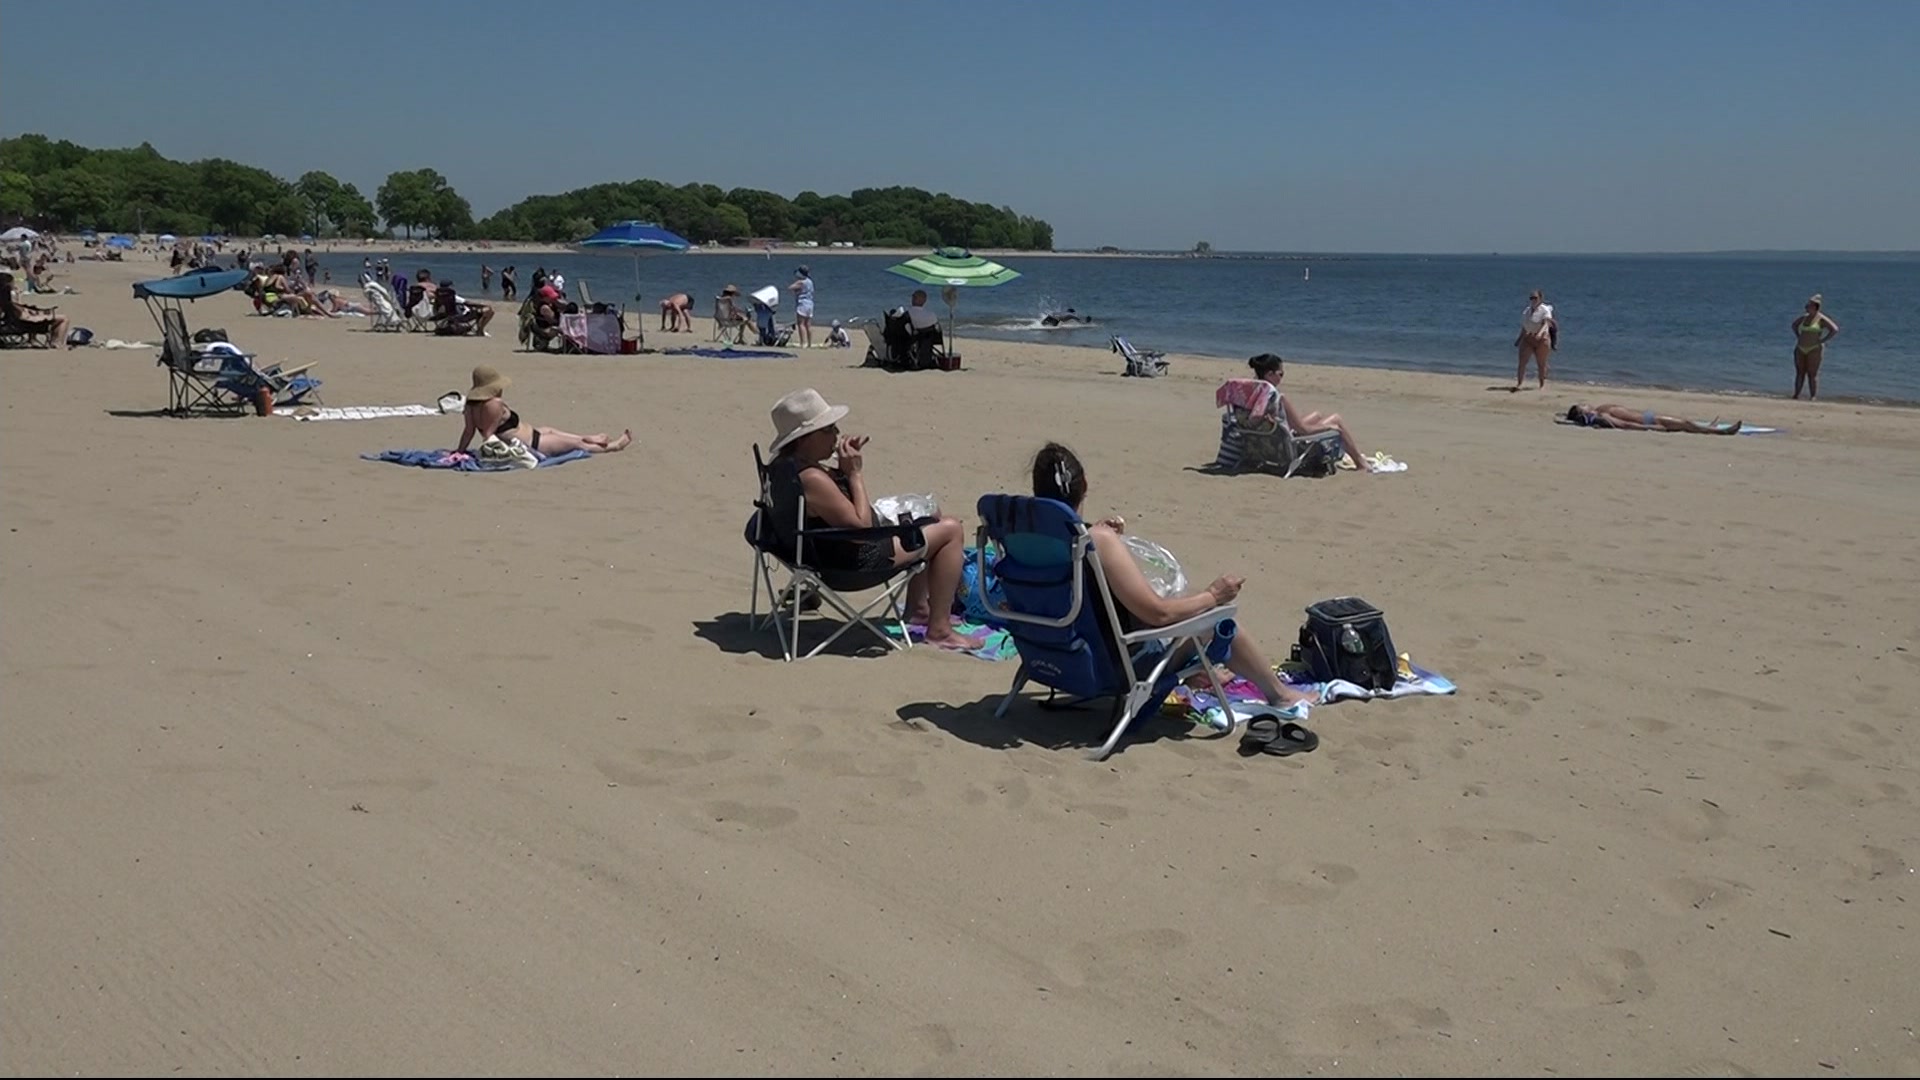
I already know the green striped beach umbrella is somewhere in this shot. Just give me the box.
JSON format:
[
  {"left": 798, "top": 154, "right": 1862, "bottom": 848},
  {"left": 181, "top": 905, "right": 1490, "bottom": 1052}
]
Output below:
[{"left": 885, "top": 247, "right": 1020, "bottom": 352}]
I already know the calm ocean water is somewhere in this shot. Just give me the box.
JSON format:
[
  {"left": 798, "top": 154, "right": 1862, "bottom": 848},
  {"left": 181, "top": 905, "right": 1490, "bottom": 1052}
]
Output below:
[{"left": 318, "top": 250, "right": 1920, "bottom": 403}]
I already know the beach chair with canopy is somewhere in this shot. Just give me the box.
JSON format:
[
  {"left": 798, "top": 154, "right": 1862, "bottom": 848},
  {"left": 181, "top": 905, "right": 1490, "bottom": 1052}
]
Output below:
[
  {"left": 745, "top": 445, "right": 928, "bottom": 661},
  {"left": 974, "top": 494, "right": 1241, "bottom": 761},
  {"left": 136, "top": 270, "right": 320, "bottom": 415}
]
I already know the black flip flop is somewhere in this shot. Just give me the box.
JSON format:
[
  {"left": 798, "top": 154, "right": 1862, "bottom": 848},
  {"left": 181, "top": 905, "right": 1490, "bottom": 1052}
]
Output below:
[{"left": 1239, "top": 717, "right": 1319, "bottom": 757}]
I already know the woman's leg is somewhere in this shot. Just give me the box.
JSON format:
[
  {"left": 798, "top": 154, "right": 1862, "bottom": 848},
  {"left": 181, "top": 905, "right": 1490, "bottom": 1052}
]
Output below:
[
  {"left": 1220, "top": 630, "right": 1314, "bottom": 708},
  {"left": 894, "top": 515, "right": 972, "bottom": 645},
  {"left": 1792, "top": 350, "right": 1808, "bottom": 398},
  {"left": 1307, "top": 412, "right": 1366, "bottom": 466},
  {"left": 1654, "top": 416, "right": 1741, "bottom": 434},
  {"left": 1804, "top": 346, "right": 1822, "bottom": 400},
  {"left": 1515, "top": 343, "right": 1532, "bottom": 389},
  {"left": 1532, "top": 337, "right": 1550, "bottom": 388},
  {"left": 531, "top": 426, "right": 632, "bottom": 454}
]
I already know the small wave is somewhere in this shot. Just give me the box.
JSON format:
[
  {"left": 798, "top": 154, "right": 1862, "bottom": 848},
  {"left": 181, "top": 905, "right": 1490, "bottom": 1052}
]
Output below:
[{"left": 974, "top": 317, "right": 1099, "bottom": 332}]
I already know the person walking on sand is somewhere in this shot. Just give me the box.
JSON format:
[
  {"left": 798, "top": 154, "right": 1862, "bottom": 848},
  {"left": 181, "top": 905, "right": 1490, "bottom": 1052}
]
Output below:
[
  {"left": 1514, "top": 289, "right": 1557, "bottom": 390},
  {"left": 788, "top": 265, "right": 815, "bottom": 347},
  {"left": 1791, "top": 294, "right": 1839, "bottom": 400}
]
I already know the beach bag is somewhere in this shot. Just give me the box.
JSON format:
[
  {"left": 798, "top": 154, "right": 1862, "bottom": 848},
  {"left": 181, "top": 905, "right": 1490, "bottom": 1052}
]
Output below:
[
  {"left": 192, "top": 327, "right": 228, "bottom": 344},
  {"left": 66, "top": 327, "right": 93, "bottom": 346},
  {"left": 1295, "top": 597, "right": 1398, "bottom": 690},
  {"left": 959, "top": 545, "right": 1006, "bottom": 625}
]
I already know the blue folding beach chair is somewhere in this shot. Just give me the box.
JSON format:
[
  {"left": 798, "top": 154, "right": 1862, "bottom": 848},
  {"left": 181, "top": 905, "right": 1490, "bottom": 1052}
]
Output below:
[{"left": 976, "top": 494, "right": 1241, "bottom": 761}]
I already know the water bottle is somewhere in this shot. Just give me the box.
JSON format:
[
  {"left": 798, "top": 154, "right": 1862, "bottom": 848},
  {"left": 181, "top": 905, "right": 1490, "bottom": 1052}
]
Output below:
[{"left": 1339, "top": 622, "right": 1364, "bottom": 656}]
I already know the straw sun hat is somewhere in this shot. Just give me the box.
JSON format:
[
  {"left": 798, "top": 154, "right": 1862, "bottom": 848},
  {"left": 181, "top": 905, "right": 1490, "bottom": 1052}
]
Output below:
[
  {"left": 769, "top": 388, "right": 848, "bottom": 454},
  {"left": 466, "top": 365, "right": 510, "bottom": 402}
]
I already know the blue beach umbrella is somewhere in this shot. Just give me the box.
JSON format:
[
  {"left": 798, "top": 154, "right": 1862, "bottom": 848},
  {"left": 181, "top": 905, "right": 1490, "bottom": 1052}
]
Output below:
[
  {"left": 576, "top": 220, "right": 690, "bottom": 299},
  {"left": 106, "top": 235, "right": 135, "bottom": 249}
]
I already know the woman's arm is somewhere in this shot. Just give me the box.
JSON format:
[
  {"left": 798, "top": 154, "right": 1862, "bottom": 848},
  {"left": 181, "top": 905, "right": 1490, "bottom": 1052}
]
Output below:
[
  {"left": 1278, "top": 393, "right": 1323, "bottom": 435},
  {"left": 796, "top": 467, "right": 874, "bottom": 529},
  {"left": 1822, "top": 315, "right": 1840, "bottom": 340},
  {"left": 455, "top": 407, "right": 482, "bottom": 452},
  {"left": 1090, "top": 526, "right": 1230, "bottom": 628}
]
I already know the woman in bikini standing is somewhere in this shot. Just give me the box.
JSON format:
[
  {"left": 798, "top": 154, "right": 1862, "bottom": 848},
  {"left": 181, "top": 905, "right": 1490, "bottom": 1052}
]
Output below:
[
  {"left": 457, "top": 366, "right": 632, "bottom": 457},
  {"left": 1791, "top": 294, "right": 1839, "bottom": 400}
]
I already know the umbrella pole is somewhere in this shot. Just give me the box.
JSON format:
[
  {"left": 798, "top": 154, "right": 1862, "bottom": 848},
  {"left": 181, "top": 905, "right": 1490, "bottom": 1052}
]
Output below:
[{"left": 946, "top": 297, "right": 958, "bottom": 356}]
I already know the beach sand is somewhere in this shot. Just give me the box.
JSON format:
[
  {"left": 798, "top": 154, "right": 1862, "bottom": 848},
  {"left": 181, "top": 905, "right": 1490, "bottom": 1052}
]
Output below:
[{"left": 3, "top": 257, "right": 1916, "bottom": 1075}]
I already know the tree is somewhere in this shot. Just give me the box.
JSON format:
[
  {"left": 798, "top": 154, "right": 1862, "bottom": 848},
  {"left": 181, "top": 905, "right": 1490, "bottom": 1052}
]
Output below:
[
  {"left": 0, "top": 171, "right": 34, "bottom": 218},
  {"left": 37, "top": 168, "right": 114, "bottom": 229},
  {"left": 330, "top": 183, "right": 377, "bottom": 236},
  {"left": 1193, "top": 241, "right": 1212, "bottom": 254},
  {"left": 377, "top": 168, "right": 470, "bottom": 239},
  {"left": 296, "top": 171, "right": 344, "bottom": 236}
]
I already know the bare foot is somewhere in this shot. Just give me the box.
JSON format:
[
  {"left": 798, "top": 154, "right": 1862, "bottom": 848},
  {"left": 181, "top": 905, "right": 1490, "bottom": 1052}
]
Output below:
[{"left": 607, "top": 429, "right": 632, "bottom": 452}]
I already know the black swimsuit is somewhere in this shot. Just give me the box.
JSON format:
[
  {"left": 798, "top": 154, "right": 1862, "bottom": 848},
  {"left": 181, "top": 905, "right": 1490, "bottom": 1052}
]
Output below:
[{"left": 491, "top": 407, "right": 540, "bottom": 451}]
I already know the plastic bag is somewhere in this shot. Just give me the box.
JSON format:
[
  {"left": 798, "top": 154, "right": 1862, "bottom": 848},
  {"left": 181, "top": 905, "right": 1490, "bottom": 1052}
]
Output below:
[
  {"left": 1124, "top": 535, "right": 1186, "bottom": 598},
  {"left": 871, "top": 493, "right": 939, "bottom": 524}
]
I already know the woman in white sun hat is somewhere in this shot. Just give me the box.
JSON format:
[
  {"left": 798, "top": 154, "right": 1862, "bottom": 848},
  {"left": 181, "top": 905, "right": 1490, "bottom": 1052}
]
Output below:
[{"left": 767, "top": 388, "right": 979, "bottom": 650}]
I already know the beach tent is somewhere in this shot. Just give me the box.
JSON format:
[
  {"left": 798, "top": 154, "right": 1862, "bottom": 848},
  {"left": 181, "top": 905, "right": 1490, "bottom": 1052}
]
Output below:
[
  {"left": 885, "top": 248, "right": 1020, "bottom": 353},
  {"left": 576, "top": 220, "right": 690, "bottom": 300},
  {"left": 0, "top": 226, "right": 40, "bottom": 242}
]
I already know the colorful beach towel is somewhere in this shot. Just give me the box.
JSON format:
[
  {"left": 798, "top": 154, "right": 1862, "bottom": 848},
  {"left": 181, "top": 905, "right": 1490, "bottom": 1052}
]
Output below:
[
  {"left": 662, "top": 347, "right": 795, "bottom": 359},
  {"left": 1166, "top": 662, "right": 1456, "bottom": 729},
  {"left": 885, "top": 618, "right": 1020, "bottom": 661},
  {"left": 361, "top": 448, "right": 591, "bottom": 471}
]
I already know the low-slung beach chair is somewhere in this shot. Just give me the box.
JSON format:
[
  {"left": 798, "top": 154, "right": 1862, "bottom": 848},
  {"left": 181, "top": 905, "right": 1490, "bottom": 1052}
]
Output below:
[
  {"left": 362, "top": 279, "right": 405, "bottom": 332},
  {"left": 156, "top": 308, "right": 320, "bottom": 415},
  {"left": 975, "top": 494, "right": 1240, "bottom": 760},
  {"left": 745, "top": 445, "right": 928, "bottom": 661},
  {"left": 1112, "top": 335, "right": 1169, "bottom": 378},
  {"left": 1214, "top": 378, "right": 1343, "bottom": 478},
  {"left": 713, "top": 296, "right": 751, "bottom": 345}
]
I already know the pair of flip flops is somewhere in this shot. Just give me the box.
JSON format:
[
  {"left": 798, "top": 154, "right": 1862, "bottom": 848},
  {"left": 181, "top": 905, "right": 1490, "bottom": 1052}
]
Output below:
[{"left": 1239, "top": 716, "right": 1319, "bottom": 757}]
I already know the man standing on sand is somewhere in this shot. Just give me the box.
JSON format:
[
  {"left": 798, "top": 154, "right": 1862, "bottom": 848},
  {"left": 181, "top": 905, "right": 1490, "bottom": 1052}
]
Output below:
[{"left": 1515, "top": 289, "right": 1557, "bottom": 391}]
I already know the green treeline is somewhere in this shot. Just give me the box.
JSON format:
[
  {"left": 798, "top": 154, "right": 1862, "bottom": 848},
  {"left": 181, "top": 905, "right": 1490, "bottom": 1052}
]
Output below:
[{"left": 0, "top": 134, "right": 1054, "bottom": 250}]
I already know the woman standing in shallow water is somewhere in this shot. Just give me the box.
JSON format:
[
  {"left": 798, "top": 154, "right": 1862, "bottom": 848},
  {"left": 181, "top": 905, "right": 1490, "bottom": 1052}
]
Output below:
[{"left": 1791, "top": 294, "right": 1839, "bottom": 400}]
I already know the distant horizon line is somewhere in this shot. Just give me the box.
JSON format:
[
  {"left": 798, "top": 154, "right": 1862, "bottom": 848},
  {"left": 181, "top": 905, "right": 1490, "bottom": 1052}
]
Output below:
[{"left": 1062, "top": 247, "right": 1920, "bottom": 258}]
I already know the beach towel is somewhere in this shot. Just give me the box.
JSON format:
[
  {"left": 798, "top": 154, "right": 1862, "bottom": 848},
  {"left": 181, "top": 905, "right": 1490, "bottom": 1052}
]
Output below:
[
  {"left": 279, "top": 404, "right": 445, "bottom": 421},
  {"left": 362, "top": 448, "right": 591, "bottom": 471},
  {"left": 1553, "top": 417, "right": 1780, "bottom": 435},
  {"left": 885, "top": 617, "right": 1021, "bottom": 661},
  {"left": 1337, "top": 451, "right": 1410, "bottom": 472},
  {"left": 1215, "top": 378, "right": 1275, "bottom": 413},
  {"left": 1166, "top": 662, "right": 1456, "bottom": 729},
  {"left": 662, "top": 347, "right": 795, "bottom": 359}
]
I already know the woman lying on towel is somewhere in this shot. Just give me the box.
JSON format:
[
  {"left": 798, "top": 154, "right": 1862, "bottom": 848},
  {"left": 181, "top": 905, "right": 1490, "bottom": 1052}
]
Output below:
[
  {"left": 768, "top": 388, "right": 979, "bottom": 651},
  {"left": 1032, "top": 442, "right": 1316, "bottom": 712},
  {"left": 1565, "top": 404, "right": 1742, "bottom": 434},
  {"left": 457, "top": 365, "right": 632, "bottom": 457},
  {"left": 1247, "top": 354, "right": 1378, "bottom": 471}
]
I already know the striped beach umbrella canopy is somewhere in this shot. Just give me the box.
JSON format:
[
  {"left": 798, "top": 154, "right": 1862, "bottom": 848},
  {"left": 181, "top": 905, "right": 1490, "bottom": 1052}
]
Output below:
[
  {"left": 886, "top": 247, "right": 1020, "bottom": 289},
  {"left": 885, "top": 248, "right": 1020, "bottom": 350}
]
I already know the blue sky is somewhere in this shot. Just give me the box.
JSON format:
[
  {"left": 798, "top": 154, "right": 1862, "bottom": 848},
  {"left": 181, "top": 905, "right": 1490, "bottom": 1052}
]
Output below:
[{"left": 3, "top": 0, "right": 1916, "bottom": 252}]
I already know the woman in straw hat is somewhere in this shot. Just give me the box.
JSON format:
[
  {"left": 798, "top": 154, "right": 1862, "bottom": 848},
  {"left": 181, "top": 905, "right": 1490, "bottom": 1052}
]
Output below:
[
  {"left": 1790, "top": 294, "right": 1839, "bottom": 400},
  {"left": 768, "top": 388, "right": 979, "bottom": 650},
  {"left": 457, "top": 365, "right": 632, "bottom": 457}
]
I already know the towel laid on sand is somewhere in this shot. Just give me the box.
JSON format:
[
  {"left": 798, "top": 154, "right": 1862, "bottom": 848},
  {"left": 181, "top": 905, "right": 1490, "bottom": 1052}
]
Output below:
[
  {"left": 886, "top": 618, "right": 1019, "bottom": 661},
  {"left": 1337, "top": 451, "right": 1409, "bottom": 473},
  {"left": 362, "top": 447, "right": 591, "bottom": 471},
  {"left": 281, "top": 404, "right": 444, "bottom": 421},
  {"left": 662, "top": 347, "right": 795, "bottom": 359},
  {"left": 1167, "top": 662, "right": 1456, "bottom": 728},
  {"left": 1553, "top": 417, "right": 1781, "bottom": 435}
]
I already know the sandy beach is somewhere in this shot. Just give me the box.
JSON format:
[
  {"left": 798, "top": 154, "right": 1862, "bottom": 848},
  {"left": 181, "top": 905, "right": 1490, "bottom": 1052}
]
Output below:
[{"left": 3, "top": 256, "right": 1916, "bottom": 1075}]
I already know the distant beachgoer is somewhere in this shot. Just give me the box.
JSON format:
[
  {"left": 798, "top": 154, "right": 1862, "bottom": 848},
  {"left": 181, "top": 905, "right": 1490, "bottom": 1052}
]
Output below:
[
  {"left": 551, "top": 271, "right": 565, "bottom": 297},
  {"left": 1248, "top": 353, "right": 1378, "bottom": 471},
  {"left": 658, "top": 292, "right": 693, "bottom": 332},
  {"left": 458, "top": 366, "right": 633, "bottom": 458},
  {"left": 363, "top": 256, "right": 373, "bottom": 278},
  {"left": 1791, "top": 294, "right": 1839, "bottom": 400},
  {"left": 1041, "top": 307, "right": 1088, "bottom": 327},
  {"left": 788, "top": 265, "right": 814, "bottom": 347},
  {"left": 1565, "top": 404, "right": 1742, "bottom": 434},
  {"left": 0, "top": 272, "right": 74, "bottom": 347},
  {"left": 827, "top": 319, "right": 851, "bottom": 347},
  {"left": 500, "top": 264, "right": 517, "bottom": 300},
  {"left": 304, "top": 250, "right": 318, "bottom": 282},
  {"left": 480, "top": 264, "right": 493, "bottom": 294},
  {"left": 1514, "top": 290, "right": 1556, "bottom": 390}
]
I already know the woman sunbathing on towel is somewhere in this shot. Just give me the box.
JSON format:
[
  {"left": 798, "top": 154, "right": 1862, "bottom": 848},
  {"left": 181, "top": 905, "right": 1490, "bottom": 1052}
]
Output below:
[
  {"left": 1565, "top": 404, "right": 1742, "bottom": 434},
  {"left": 768, "top": 388, "right": 979, "bottom": 651},
  {"left": 1031, "top": 441, "right": 1316, "bottom": 712},
  {"left": 457, "top": 365, "right": 632, "bottom": 457},
  {"left": 1248, "top": 353, "right": 1377, "bottom": 470}
]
